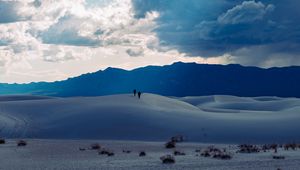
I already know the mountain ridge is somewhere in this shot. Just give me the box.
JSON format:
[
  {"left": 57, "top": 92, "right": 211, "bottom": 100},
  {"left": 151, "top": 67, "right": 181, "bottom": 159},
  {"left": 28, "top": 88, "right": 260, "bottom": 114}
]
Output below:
[{"left": 0, "top": 62, "right": 300, "bottom": 97}]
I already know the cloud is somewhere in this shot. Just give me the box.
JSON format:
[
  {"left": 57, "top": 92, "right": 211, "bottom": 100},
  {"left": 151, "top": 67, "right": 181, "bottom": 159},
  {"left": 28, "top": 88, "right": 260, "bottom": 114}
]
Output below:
[
  {"left": 30, "top": 0, "right": 41, "bottom": 8},
  {"left": 218, "top": 1, "right": 275, "bottom": 24},
  {"left": 40, "top": 14, "right": 100, "bottom": 46},
  {"left": 131, "top": 0, "right": 300, "bottom": 67},
  {"left": 230, "top": 43, "right": 300, "bottom": 67},
  {"left": 1, "top": 0, "right": 204, "bottom": 83},
  {"left": 0, "top": 1, "right": 23, "bottom": 23},
  {"left": 42, "top": 45, "right": 92, "bottom": 62},
  {"left": 1, "top": 0, "right": 300, "bottom": 83},
  {"left": 126, "top": 47, "right": 144, "bottom": 57},
  {"left": 43, "top": 46, "right": 75, "bottom": 62}
]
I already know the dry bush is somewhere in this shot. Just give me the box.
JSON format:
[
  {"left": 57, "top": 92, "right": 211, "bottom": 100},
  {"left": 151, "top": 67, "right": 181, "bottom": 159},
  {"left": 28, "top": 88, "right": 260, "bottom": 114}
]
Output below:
[
  {"left": 0, "top": 138, "right": 5, "bottom": 144},
  {"left": 17, "top": 140, "right": 27, "bottom": 147},
  {"left": 201, "top": 151, "right": 211, "bottom": 157},
  {"left": 273, "top": 155, "right": 285, "bottom": 160},
  {"left": 98, "top": 148, "right": 114, "bottom": 156},
  {"left": 174, "top": 150, "right": 186, "bottom": 156},
  {"left": 79, "top": 147, "right": 86, "bottom": 151},
  {"left": 284, "top": 143, "right": 298, "bottom": 151},
  {"left": 200, "top": 146, "right": 233, "bottom": 160},
  {"left": 195, "top": 149, "right": 201, "bottom": 153},
  {"left": 160, "top": 155, "right": 175, "bottom": 164},
  {"left": 139, "top": 151, "right": 146, "bottom": 157},
  {"left": 165, "top": 141, "right": 176, "bottom": 149},
  {"left": 212, "top": 152, "right": 232, "bottom": 160},
  {"left": 90, "top": 143, "right": 101, "bottom": 150},
  {"left": 238, "top": 144, "right": 260, "bottom": 153},
  {"left": 123, "top": 150, "right": 131, "bottom": 154}
]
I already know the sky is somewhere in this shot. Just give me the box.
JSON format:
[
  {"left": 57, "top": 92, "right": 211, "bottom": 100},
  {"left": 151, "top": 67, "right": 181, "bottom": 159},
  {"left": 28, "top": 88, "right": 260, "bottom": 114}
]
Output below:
[{"left": 0, "top": 0, "right": 299, "bottom": 83}]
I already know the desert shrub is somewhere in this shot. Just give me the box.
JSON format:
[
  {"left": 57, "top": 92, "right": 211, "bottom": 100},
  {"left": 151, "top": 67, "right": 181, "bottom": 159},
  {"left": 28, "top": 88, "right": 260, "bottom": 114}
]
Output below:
[
  {"left": 195, "top": 149, "right": 201, "bottom": 153},
  {"left": 160, "top": 155, "right": 175, "bottom": 164},
  {"left": 238, "top": 144, "right": 260, "bottom": 153},
  {"left": 139, "top": 151, "right": 146, "bottom": 157},
  {"left": 273, "top": 155, "right": 285, "bottom": 160},
  {"left": 262, "top": 144, "right": 278, "bottom": 152},
  {"left": 201, "top": 151, "right": 211, "bottom": 157},
  {"left": 99, "top": 150, "right": 109, "bottom": 155},
  {"left": 0, "top": 138, "right": 5, "bottom": 144},
  {"left": 98, "top": 149, "right": 114, "bottom": 156},
  {"left": 174, "top": 150, "right": 186, "bottom": 156},
  {"left": 90, "top": 143, "right": 101, "bottom": 150},
  {"left": 207, "top": 146, "right": 222, "bottom": 153},
  {"left": 165, "top": 141, "right": 176, "bottom": 149},
  {"left": 107, "top": 152, "right": 114, "bottom": 156},
  {"left": 200, "top": 146, "right": 233, "bottom": 160},
  {"left": 17, "top": 140, "right": 27, "bottom": 146},
  {"left": 212, "top": 152, "right": 232, "bottom": 160},
  {"left": 123, "top": 150, "right": 131, "bottom": 153},
  {"left": 79, "top": 147, "right": 86, "bottom": 151},
  {"left": 284, "top": 143, "right": 297, "bottom": 150}
]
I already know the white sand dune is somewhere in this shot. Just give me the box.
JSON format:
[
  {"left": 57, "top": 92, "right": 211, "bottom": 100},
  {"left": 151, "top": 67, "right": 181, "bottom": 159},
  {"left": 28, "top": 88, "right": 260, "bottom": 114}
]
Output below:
[{"left": 1, "top": 93, "right": 300, "bottom": 143}]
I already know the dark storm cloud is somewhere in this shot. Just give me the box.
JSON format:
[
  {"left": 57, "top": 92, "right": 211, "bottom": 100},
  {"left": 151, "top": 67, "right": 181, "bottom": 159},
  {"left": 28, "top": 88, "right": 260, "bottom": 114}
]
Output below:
[{"left": 132, "top": 0, "right": 300, "bottom": 67}]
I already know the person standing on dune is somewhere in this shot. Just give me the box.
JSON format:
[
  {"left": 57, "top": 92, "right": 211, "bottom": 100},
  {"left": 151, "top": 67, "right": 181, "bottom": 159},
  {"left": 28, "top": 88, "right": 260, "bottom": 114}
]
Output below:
[
  {"left": 133, "top": 89, "right": 137, "bottom": 96},
  {"left": 138, "top": 91, "right": 142, "bottom": 99}
]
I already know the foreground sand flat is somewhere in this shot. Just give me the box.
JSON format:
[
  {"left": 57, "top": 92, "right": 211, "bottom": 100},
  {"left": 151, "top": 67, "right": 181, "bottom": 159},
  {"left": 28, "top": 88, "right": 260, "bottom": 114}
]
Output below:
[{"left": 0, "top": 139, "right": 299, "bottom": 170}]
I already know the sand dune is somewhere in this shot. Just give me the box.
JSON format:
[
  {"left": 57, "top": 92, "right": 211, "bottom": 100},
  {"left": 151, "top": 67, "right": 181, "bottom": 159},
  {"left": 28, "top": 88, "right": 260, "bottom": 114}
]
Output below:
[{"left": 1, "top": 94, "right": 300, "bottom": 143}]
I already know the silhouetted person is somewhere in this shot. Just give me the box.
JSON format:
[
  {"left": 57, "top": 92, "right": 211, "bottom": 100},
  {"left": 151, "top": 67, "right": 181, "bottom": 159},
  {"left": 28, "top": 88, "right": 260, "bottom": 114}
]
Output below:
[
  {"left": 133, "top": 89, "right": 137, "bottom": 96},
  {"left": 138, "top": 91, "right": 141, "bottom": 99}
]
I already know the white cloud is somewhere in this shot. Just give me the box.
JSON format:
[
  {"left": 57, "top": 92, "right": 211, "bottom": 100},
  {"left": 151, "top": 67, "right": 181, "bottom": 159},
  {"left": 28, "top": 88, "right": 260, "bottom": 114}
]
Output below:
[
  {"left": 0, "top": 0, "right": 209, "bottom": 83},
  {"left": 218, "top": 1, "right": 274, "bottom": 24},
  {"left": 126, "top": 47, "right": 144, "bottom": 57},
  {"left": 42, "top": 45, "right": 92, "bottom": 62}
]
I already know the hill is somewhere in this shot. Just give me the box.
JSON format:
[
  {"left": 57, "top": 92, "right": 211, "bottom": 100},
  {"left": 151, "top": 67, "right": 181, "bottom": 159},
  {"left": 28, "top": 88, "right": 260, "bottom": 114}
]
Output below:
[{"left": 0, "top": 62, "right": 300, "bottom": 97}]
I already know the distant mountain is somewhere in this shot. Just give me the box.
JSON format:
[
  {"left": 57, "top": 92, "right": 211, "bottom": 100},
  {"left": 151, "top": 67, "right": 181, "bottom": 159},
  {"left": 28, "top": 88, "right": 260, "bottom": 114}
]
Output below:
[{"left": 0, "top": 62, "right": 300, "bottom": 97}]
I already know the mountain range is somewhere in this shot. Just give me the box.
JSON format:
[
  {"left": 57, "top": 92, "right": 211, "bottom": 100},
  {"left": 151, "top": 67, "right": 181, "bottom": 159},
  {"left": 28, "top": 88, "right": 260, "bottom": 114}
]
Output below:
[{"left": 0, "top": 62, "right": 299, "bottom": 97}]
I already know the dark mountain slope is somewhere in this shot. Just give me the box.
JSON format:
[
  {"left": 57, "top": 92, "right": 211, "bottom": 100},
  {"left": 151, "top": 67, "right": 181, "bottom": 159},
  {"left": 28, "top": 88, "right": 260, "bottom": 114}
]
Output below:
[{"left": 0, "top": 62, "right": 299, "bottom": 97}]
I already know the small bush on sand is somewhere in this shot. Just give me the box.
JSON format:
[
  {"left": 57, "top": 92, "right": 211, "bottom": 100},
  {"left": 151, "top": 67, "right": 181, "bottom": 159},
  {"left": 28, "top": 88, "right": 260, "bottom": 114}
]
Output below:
[
  {"left": 160, "top": 155, "right": 175, "bottom": 164},
  {"left": 0, "top": 138, "right": 5, "bottom": 144},
  {"left": 139, "top": 151, "right": 146, "bottom": 157},
  {"left": 262, "top": 144, "right": 278, "bottom": 153},
  {"left": 195, "top": 149, "right": 201, "bottom": 153},
  {"left": 123, "top": 150, "right": 131, "bottom": 154},
  {"left": 79, "top": 147, "right": 86, "bottom": 151},
  {"left": 200, "top": 146, "right": 233, "bottom": 160},
  {"left": 98, "top": 149, "right": 114, "bottom": 156},
  {"left": 273, "top": 155, "right": 285, "bottom": 160},
  {"left": 201, "top": 151, "right": 211, "bottom": 157},
  {"left": 107, "top": 152, "right": 114, "bottom": 156},
  {"left": 284, "top": 143, "right": 297, "bottom": 150},
  {"left": 90, "top": 143, "right": 101, "bottom": 150},
  {"left": 238, "top": 144, "right": 260, "bottom": 153},
  {"left": 212, "top": 152, "right": 232, "bottom": 160},
  {"left": 17, "top": 140, "right": 27, "bottom": 147},
  {"left": 165, "top": 141, "right": 176, "bottom": 149},
  {"left": 174, "top": 150, "right": 186, "bottom": 156}
]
